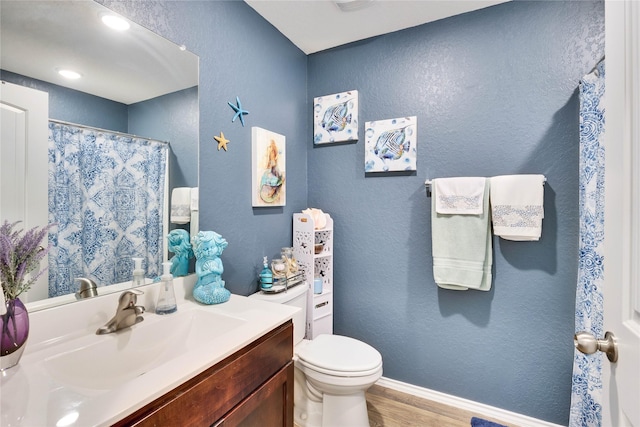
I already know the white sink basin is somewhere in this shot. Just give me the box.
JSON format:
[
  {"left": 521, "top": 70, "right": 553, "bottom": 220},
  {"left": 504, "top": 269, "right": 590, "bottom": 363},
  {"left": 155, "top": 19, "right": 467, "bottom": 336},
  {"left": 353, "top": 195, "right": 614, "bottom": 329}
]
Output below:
[
  {"left": 44, "top": 308, "right": 245, "bottom": 390},
  {"left": 1, "top": 275, "right": 299, "bottom": 427}
]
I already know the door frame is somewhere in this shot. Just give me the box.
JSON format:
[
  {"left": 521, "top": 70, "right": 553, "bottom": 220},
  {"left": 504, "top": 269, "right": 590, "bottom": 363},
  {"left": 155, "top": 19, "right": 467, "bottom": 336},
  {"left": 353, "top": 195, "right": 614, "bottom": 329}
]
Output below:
[{"left": 602, "top": 1, "right": 640, "bottom": 426}]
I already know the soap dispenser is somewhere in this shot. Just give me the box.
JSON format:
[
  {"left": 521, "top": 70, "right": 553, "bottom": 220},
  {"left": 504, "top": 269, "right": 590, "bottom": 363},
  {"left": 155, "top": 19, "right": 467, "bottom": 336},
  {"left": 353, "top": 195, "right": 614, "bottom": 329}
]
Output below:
[
  {"left": 259, "top": 256, "right": 273, "bottom": 290},
  {"left": 132, "top": 257, "right": 145, "bottom": 288},
  {"left": 156, "top": 261, "right": 177, "bottom": 314}
]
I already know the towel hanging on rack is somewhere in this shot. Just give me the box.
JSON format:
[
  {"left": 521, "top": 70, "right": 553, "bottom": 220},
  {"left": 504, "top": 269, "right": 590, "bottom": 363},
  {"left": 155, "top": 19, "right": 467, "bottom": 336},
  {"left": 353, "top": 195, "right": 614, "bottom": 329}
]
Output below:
[
  {"left": 433, "top": 177, "right": 486, "bottom": 215},
  {"left": 431, "top": 178, "right": 492, "bottom": 291},
  {"left": 489, "top": 174, "right": 546, "bottom": 241}
]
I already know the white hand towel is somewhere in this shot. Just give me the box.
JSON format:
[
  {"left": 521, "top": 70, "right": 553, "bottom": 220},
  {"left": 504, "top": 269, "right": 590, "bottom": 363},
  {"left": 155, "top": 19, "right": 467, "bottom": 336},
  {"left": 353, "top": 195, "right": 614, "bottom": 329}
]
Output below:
[
  {"left": 190, "top": 187, "right": 199, "bottom": 237},
  {"left": 490, "top": 174, "right": 545, "bottom": 241},
  {"left": 431, "top": 179, "right": 492, "bottom": 291},
  {"left": 190, "top": 187, "right": 199, "bottom": 211},
  {"left": 434, "top": 177, "right": 486, "bottom": 215},
  {"left": 171, "top": 187, "right": 191, "bottom": 224}
]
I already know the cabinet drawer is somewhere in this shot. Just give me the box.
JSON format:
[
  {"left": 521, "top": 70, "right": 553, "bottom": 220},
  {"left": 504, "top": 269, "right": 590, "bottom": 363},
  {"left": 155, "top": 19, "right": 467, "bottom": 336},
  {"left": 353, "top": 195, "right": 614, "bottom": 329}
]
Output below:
[
  {"left": 311, "top": 294, "right": 332, "bottom": 320},
  {"left": 114, "top": 321, "right": 293, "bottom": 427},
  {"left": 216, "top": 362, "right": 294, "bottom": 427}
]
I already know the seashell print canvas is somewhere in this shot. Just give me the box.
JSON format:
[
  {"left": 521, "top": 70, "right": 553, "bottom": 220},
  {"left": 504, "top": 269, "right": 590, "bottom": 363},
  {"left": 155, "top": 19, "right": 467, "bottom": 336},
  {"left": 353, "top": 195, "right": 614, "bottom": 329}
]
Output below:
[
  {"left": 364, "top": 116, "right": 417, "bottom": 172},
  {"left": 313, "top": 90, "right": 358, "bottom": 144}
]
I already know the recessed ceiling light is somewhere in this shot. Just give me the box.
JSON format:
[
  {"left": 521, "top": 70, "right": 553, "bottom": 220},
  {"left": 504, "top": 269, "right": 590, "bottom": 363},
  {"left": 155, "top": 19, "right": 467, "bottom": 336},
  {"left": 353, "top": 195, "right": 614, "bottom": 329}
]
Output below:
[
  {"left": 57, "top": 69, "right": 82, "bottom": 80},
  {"left": 334, "top": 0, "right": 374, "bottom": 12},
  {"left": 101, "top": 14, "right": 130, "bottom": 31}
]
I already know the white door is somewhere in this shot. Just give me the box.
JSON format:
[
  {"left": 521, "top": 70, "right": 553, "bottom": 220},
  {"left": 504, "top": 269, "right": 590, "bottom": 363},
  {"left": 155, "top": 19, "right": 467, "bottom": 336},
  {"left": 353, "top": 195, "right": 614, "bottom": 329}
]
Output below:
[
  {"left": 602, "top": 1, "right": 640, "bottom": 426},
  {"left": 0, "top": 81, "right": 49, "bottom": 302}
]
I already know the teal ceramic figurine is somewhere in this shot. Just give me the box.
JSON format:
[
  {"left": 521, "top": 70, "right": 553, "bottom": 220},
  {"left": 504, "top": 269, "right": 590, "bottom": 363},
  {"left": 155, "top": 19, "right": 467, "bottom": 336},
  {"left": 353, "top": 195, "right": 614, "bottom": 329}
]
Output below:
[
  {"left": 193, "top": 231, "right": 230, "bottom": 304},
  {"left": 167, "top": 229, "right": 193, "bottom": 277}
]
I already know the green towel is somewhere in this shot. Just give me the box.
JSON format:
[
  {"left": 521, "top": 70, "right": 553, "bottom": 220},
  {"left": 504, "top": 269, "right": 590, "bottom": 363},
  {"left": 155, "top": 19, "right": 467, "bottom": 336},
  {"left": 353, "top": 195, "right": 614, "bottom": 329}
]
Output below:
[{"left": 431, "top": 179, "right": 492, "bottom": 291}]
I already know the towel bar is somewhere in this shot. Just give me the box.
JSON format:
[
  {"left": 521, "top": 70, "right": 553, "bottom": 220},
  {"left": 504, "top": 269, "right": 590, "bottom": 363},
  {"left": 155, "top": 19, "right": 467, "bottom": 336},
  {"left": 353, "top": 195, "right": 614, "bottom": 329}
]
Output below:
[{"left": 424, "top": 176, "right": 546, "bottom": 196}]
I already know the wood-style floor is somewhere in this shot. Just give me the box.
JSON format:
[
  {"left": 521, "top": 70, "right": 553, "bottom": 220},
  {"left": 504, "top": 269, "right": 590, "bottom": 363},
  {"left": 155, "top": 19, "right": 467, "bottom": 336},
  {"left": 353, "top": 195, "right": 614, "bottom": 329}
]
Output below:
[{"left": 366, "top": 384, "right": 516, "bottom": 427}]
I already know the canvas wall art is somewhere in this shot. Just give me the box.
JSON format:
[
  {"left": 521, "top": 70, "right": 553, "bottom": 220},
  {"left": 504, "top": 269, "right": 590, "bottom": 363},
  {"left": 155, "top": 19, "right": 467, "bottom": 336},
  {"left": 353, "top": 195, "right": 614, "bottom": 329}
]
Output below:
[
  {"left": 252, "top": 127, "right": 286, "bottom": 207},
  {"left": 313, "top": 90, "right": 358, "bottom": 144},
  {"left": 364, "top": 116, "right": 417, "bottom": 173}
]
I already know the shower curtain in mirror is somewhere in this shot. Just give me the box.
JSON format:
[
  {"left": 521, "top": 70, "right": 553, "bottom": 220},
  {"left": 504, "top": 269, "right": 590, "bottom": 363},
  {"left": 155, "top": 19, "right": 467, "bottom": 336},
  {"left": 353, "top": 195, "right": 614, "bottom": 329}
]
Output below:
[
  {"left": 569, "top": 60, "right": 605, "bottom": 427},
  {"left": 47, "top": 122, "right": 168, "bottom": 297}
]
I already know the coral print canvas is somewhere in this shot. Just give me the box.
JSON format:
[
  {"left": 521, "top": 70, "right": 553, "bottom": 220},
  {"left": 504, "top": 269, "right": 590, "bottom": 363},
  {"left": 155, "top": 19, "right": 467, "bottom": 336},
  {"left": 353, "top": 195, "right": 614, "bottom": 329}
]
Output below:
[
  {"left": 313, "top": 90, "right": 358, "bottom": 144},
  {"left": 252, "top": 127, "right": 286, "bottom": 207},
  {"left": 364, "top": 116, "right": 417, "bottom": 173}
]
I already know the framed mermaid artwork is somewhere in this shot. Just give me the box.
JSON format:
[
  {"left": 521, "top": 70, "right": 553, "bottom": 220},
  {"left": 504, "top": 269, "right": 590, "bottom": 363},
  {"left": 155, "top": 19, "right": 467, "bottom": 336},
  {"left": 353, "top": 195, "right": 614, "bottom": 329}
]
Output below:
[
  {"left": 251, "top": 127, "right": 286, "bottom": 207},
  {"left": 313, "top": 90, "right": 358, "bottom": 144},
  {"left": 364, "top": 116, "right": 417, "bottom": 173}
]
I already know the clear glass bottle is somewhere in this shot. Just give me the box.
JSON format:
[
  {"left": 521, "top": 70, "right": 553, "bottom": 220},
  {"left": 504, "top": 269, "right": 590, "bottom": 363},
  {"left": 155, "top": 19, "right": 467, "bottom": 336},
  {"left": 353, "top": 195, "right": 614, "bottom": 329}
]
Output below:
[
  {"left": 271, "top": 257, "right": 287, "bottom": 279},
  {"left": 281, "top": 247, "right": 298, "bottom": 276},
  {"left": 131, "top": 257, "right": 145, "bottom": 288},
  {"left": 156, "top": 261, "right": 177, "bottom": 314}
]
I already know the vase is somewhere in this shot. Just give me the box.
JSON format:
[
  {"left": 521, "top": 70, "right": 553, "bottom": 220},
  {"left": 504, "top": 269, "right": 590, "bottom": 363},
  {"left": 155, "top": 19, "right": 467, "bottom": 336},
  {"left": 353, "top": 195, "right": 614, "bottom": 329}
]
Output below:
[{"left": 1, "top": 298, "right": 29, "bottom": 371}]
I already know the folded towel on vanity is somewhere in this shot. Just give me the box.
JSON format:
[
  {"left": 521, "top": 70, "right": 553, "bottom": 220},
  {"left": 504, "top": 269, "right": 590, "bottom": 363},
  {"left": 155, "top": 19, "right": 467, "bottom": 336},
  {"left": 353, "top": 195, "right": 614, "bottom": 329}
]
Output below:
[
  {"left": 489, "top": 174, "right": 545, "bottom": 241},
  {"left": 171, "top": 187, "right": 192, "bottom": 224},
  {"left": 434, "top": 177, "right": 486, "bottom": 215},
  {"left": 431, "top": 178, "right": 492, "bottom": 291}
]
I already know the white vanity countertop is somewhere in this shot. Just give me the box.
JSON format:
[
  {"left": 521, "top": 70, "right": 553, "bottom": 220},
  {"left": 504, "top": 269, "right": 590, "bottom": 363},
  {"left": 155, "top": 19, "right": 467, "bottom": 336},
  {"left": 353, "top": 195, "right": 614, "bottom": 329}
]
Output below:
[{"left": 0, "top": 276, "right": 298, "bottom": 427}]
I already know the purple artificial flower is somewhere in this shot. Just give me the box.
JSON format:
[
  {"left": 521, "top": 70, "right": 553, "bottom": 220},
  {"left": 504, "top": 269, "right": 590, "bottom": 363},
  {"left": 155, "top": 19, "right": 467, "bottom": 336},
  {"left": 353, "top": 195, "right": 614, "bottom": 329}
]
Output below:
[{"left": 0, "top": 220, "right": 55, "bottom": 300}]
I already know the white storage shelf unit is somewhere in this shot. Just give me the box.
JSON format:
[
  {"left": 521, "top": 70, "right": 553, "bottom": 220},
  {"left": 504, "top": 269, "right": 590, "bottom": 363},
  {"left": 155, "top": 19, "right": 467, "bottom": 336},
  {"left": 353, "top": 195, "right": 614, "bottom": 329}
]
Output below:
[{"left": 293, "top": 212, "right": 333, "bottom": 339}]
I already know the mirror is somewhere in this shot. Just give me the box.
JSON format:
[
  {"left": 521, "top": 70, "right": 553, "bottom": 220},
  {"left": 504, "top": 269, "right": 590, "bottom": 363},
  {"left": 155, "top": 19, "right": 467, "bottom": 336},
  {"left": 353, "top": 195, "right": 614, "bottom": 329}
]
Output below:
[{"left": 0, "top": 1, "right": 199, "bottom": 308}]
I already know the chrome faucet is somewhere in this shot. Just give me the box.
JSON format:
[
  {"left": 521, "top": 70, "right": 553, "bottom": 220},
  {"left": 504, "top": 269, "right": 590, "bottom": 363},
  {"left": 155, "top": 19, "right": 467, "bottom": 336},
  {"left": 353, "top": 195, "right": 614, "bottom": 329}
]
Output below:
[
  {"left": 75, "top": 278, "right": 98, "bottom": 300},
  {"left": 96, "top": 289, "right": 145, "bottom": 335}
]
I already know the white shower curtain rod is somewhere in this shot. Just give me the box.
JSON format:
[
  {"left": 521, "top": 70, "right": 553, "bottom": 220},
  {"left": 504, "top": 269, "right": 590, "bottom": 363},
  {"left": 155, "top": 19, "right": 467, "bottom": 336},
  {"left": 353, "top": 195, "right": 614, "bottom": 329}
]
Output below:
[{"left": 49, "top": 118, "right": 170, "bottom": 145}]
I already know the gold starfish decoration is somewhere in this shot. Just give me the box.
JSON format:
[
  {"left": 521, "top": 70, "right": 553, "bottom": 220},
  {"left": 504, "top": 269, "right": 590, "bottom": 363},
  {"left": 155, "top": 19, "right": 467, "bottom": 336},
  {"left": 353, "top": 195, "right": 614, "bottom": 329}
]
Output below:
[{"left": 214, "top": 132, "right": 230, "bottom": 151}]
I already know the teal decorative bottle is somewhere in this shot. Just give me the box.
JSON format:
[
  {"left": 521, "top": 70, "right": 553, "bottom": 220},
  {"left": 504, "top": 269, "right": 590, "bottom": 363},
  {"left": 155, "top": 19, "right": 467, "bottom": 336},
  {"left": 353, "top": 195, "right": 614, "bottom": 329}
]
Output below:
[{"left": 259, "top": 256, "right": 273, "bottom": 290}]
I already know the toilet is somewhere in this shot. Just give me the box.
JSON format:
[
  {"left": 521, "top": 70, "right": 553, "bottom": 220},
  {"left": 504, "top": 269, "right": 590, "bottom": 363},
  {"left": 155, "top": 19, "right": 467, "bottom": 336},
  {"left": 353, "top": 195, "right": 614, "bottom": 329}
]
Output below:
[{"left": 250, "top": 284, "right": 383, "bottom": 427}]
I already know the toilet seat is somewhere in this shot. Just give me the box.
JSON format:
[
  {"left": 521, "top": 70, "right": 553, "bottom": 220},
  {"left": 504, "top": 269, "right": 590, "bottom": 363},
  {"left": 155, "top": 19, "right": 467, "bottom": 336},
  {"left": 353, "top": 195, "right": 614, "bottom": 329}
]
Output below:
[{"left": 296, "top": 335, "right": 382, "bottom": 377}]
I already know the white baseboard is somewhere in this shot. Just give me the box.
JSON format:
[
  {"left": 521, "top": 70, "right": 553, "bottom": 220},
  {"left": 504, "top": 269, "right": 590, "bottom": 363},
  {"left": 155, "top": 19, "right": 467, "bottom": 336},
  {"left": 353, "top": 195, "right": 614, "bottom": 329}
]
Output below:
[{"left": 375, "top": 377, "right": 565, "bottom": 427}]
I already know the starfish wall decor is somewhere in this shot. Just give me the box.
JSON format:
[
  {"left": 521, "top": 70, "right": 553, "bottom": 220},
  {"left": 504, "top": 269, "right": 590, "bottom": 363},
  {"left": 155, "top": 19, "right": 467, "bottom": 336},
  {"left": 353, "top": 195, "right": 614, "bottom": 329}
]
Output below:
[
  {"left": 214, "top": 132, "right": 230, "bottom": 151},
  {"left": 228, "top": 96, "right": 249, "bottom": 127}
]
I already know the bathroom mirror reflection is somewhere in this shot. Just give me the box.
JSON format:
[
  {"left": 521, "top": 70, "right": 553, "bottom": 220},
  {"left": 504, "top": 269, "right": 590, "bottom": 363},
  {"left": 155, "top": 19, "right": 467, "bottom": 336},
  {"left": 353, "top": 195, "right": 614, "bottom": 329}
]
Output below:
[{"left": 0, "top": 1, "right": 199, "bottom": 309}]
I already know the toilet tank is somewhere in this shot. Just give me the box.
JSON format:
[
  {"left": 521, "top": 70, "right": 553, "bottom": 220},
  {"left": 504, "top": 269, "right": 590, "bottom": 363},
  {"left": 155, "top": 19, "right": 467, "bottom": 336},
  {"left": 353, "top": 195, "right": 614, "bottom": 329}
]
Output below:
[{"left": 250, "top": 283, "right": 308, "bottom": 345}]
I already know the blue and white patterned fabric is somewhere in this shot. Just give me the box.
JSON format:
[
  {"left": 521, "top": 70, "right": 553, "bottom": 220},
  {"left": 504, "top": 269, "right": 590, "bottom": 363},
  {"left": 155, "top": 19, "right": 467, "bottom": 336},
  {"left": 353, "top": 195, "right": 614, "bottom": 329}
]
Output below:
[
  {"left": 569, "top": 60, "right": 605, "bottom": 427},
  {"left": 47, "top": 122, "right": 168, "bottom": 297}
]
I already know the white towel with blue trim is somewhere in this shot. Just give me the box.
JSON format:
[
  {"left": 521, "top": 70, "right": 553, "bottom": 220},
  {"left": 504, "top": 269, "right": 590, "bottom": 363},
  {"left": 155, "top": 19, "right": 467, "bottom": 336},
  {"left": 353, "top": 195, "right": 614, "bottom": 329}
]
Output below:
[
  {"left": 434, "top": 177, "right": 486, "bottom": 215},
  {"left": 431, "top": 178, "right": 492, "bottom": 291},
  {"left": 171, "top": 187, "right": 192, "bottom": 224},
  {"left": 489, "top": 174, "right": 545, "bottom": 241}
]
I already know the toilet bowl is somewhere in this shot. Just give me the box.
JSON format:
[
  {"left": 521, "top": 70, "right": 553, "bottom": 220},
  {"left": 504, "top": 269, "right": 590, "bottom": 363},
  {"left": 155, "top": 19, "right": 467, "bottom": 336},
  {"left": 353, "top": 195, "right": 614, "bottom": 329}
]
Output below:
[{"left": 250, "top": 285, "right": 383, "bottom": 427}]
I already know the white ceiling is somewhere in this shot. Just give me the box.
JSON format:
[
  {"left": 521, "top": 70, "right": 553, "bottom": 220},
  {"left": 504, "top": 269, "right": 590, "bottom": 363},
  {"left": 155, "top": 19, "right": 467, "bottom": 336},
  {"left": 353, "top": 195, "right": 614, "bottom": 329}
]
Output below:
[
  {"left": 0, "top": 1, "right": 198, "bottom": 105},
  {"left": 244, "top": 0, "right": 510, "bottom": 54}
]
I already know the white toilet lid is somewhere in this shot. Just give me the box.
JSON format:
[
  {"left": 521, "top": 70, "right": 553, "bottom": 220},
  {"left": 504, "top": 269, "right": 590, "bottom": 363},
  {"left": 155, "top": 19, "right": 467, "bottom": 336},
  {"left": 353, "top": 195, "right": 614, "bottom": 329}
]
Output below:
[{"left": 296, "top": 335, "right": 382, "bottom": 373}]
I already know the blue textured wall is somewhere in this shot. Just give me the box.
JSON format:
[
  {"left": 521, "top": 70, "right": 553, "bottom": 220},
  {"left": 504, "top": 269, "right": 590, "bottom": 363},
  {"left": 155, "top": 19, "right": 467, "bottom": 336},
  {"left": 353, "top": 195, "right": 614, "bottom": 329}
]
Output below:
[
  {"left": 129, "top": 87, "right": 199, "bottom": 190},
  {"left": 307, "top": 1, "right": 603, "bottom": 424}
]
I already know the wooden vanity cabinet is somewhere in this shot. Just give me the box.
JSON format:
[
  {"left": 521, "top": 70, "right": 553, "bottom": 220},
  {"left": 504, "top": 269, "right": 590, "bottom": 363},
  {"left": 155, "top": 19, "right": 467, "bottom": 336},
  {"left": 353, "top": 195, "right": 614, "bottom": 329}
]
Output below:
[{"left": 113, "top": 321, "right": 294, "bottom": 427}]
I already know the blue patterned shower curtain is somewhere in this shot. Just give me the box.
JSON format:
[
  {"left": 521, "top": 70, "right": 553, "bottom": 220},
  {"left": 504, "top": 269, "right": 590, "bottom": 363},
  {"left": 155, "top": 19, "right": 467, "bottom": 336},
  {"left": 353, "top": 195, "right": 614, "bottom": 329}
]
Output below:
[
  {"left": 569, "top": 60, "right": 605, "bottom": 427},
  {"left": 47, "top": 122, "right": 168, "bottom": 297}
]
